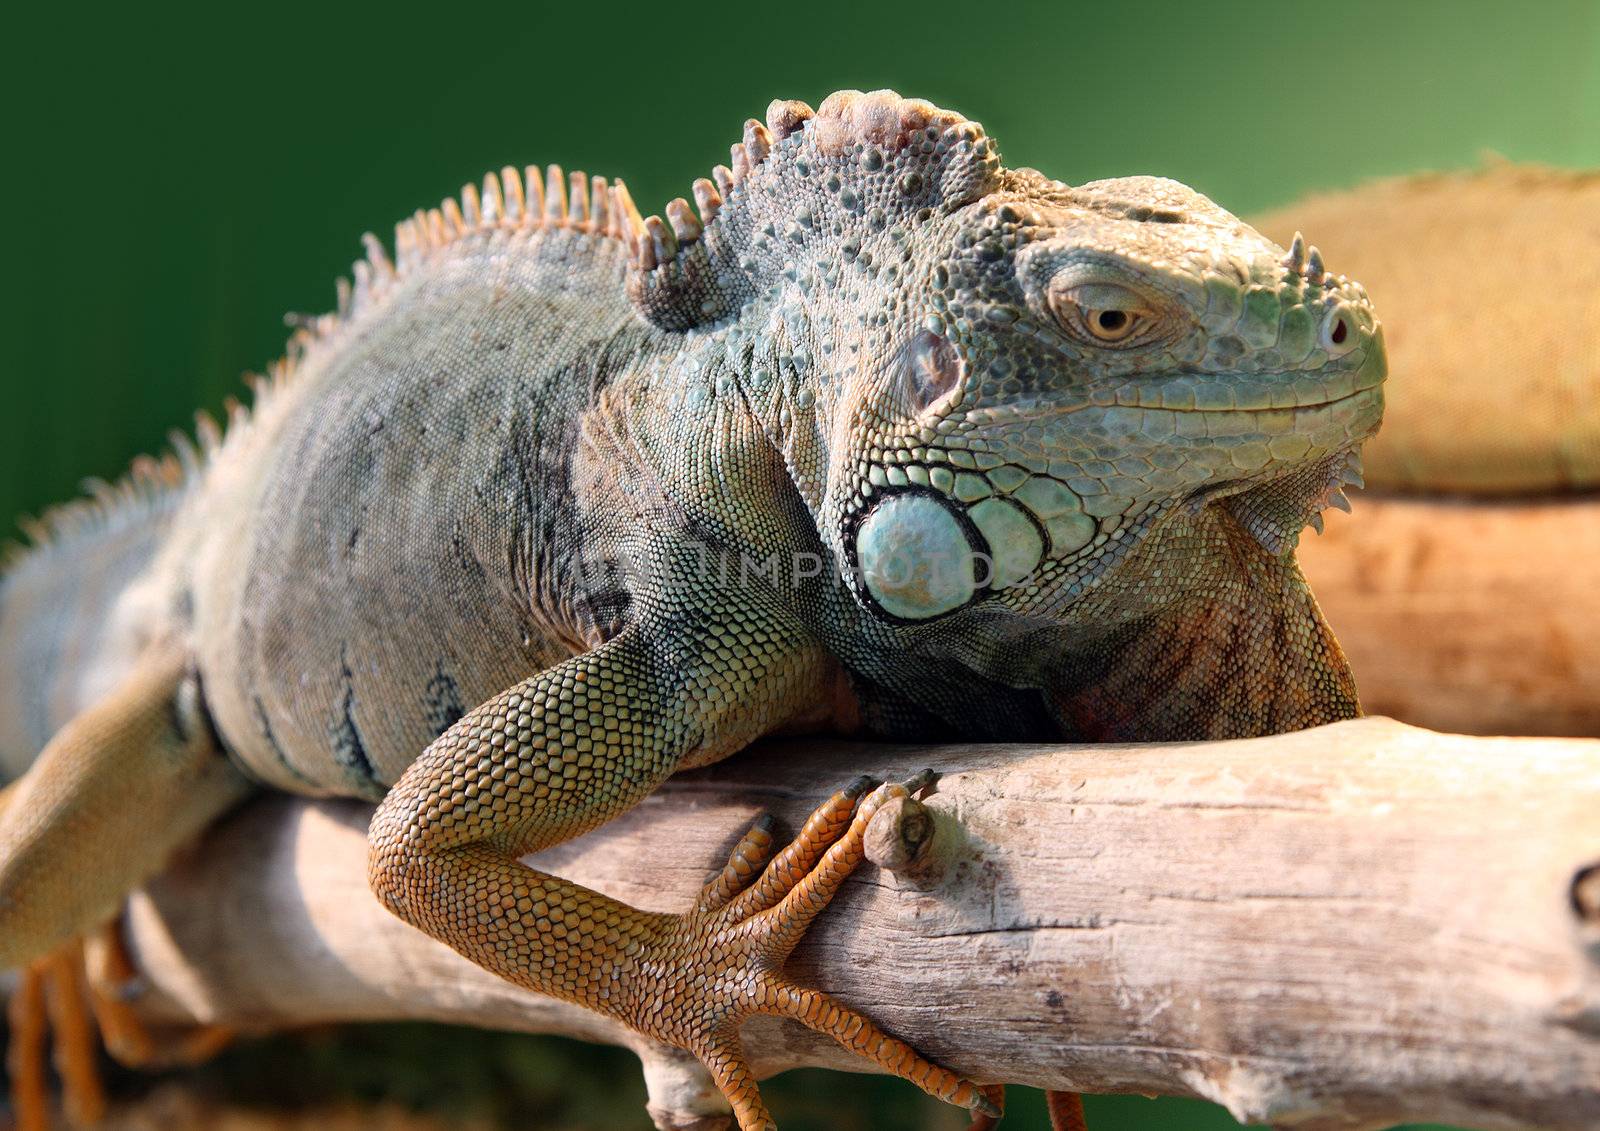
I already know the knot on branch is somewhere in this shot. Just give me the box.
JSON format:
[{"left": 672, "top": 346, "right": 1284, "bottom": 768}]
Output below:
[
  {"left": 1570, "top": 862, "right": 1600, "bottom": 926},
  {"left": 864, "top": 768, "right": 948, "bottom": 887}
]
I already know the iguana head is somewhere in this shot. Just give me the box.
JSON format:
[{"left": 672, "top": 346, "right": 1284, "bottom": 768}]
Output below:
[{"left": 627, "top": 90, "right": 1384, "bottom": 627}]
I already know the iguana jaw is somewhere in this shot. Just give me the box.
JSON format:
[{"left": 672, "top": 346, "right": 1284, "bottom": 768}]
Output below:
[{"left": 959, "top": 358, "right": 1386, "bottom": 425}]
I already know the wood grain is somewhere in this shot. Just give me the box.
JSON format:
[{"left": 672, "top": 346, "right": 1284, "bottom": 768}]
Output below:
[{"left": 1298, "top": 494, "right": 1600, "bottom": 737}]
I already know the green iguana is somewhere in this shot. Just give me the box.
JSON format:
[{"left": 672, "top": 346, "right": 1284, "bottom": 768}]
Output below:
[{"left": 0, "top": 90, "right": 1384, "bottom": 1131}]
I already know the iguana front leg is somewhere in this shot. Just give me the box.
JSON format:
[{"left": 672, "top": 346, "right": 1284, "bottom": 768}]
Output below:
[{"left": 368, "top": 583, "right": 994, "bottom": 1130}]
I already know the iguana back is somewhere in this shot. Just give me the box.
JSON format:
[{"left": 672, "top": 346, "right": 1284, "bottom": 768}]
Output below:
[
  {"left": 2, "top": 172, "right": 650, "bottom": 799},
  {"left": 178, "top": 185, "right": 652, "bottom": 800}
]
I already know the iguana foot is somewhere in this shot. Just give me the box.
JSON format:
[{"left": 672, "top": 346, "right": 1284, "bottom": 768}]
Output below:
[
  {"left": 965, "top": 1086, "right": 1087, "bottom": 1130},
  {"left": 368, "top": 630, "right": 995, "bottom": 1131},
  {"left": 4, "top": 922, "right": 236, "bottom": 1131},
  {"left": 644, "top": 776, "right": 998, "bottom": 1130},
  {"left": 7, "top": 939, "right": 106, "bottom": 1131}
]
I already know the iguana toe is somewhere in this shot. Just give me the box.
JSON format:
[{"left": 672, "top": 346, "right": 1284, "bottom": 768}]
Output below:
[
  {"left": 635, "top": 778, "right": 992, "bottom": 1129},
  {"left": 7, "top": 940, "right": 106, "bottom": 1131}
]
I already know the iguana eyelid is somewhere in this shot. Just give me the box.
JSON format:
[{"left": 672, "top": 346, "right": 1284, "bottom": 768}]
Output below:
[
  {"left": 1046, "top": 277, "right": 1167, "bottom": 348},
  {"left": 1055, "top": 282, "right": 1152, "bottom": 314}
]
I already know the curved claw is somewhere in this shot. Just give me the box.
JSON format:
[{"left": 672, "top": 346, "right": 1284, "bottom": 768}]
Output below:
[
  {"left": 843, "top": 774, "right": 879, "bottom": 799},
  {"left": 967, "top": 1083, "right": 1008, "bottom": 1130},
  {"left": 697, "top": 814, "right": 780, "bottom": 915}
]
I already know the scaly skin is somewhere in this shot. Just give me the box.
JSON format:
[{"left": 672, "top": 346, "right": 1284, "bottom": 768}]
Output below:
[{"left": 0, "top": 90, "right": 1384, "bottom": 1128}]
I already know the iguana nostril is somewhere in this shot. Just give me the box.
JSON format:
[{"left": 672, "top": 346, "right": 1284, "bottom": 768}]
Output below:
[{"left": 1321, "top": 304, "right": 1359, "bottom": 356}]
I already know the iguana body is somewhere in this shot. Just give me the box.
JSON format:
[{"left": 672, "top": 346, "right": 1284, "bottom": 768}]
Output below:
[{"left": 0, "top": 91, "right": 1384, "bottom": 1129}]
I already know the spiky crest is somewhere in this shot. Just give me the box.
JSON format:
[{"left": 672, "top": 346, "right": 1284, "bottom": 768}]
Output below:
[
  {"left": 625, "top": 89, "right": 1004, "bottom": 330},
  {"left": 8, "top": 92, "right": 1004, "bottom": 570},
  {"left": 6, "top": 162, "right": 644, "bottom": 576},
  {"left": 0, "top": 419, "right": 213, "bottom": 572}
]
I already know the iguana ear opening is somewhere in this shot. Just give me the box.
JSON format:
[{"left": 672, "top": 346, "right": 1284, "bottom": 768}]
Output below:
[{"left": 623, "top": 90, "right": 1005, "bottom": 332}]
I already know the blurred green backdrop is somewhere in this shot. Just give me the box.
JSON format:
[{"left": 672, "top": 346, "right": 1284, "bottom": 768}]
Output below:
[{"left": 1, "top": 0, "right": 1597, "bottom": 1127}]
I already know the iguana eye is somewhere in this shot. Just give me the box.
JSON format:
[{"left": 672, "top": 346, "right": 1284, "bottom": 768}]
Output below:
[
  {"left": 1048, "top": 280, "right": 1156, "bottom": 348},
  {"left": 1085, "top": 307, "right": 1138, "bottom": 342}
]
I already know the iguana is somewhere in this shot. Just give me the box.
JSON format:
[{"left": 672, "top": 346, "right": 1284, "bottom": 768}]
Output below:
[{"left": 0, "top": 89, "right": 1384, "bottom": 1131}]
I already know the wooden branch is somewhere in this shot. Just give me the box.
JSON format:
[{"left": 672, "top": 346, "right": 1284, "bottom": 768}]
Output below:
[
  {"left": 116, "top": 718, "right": 1600, "bottom": 1131},
  {"left": 1297, "top": 494, "right": 1600, "bottom": 737}
]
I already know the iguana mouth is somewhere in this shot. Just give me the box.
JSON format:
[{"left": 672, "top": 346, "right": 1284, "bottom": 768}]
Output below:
[{"left": 962, "top": 359, "right": 1385, "bottom": 427}]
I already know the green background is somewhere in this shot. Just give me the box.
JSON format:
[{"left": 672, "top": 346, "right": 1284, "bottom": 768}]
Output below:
[{"left": 2, "top": 0, "right": 1597, "bottom": 1127}]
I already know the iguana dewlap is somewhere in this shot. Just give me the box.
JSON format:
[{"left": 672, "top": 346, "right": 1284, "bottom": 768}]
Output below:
[{"left": 0, "top": 90, "right": 1383, "bottom": 1129}]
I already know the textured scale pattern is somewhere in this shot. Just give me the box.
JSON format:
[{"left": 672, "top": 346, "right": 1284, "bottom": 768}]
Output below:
[{"left": 0, "top": 89, "right": 1386, "bottom": 1129}]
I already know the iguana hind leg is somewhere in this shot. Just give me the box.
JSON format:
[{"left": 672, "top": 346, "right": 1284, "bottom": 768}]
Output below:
[
  {"left": 369, "top": 593, "right": 994, "bottom": 1131},
  {"left": 0, "top": 643, "right": 253, "bottom": 1129},
  {"left": 4, "top": 925, "right": 236, "bottom": 1131},
  {"left": 0, "top": 643, "right": 253, "bottom": 967}
]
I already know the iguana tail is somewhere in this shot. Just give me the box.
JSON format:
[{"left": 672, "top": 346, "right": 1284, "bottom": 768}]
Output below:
[{"left": 0, "top": 439, "right": 255, "bottom": 1131}]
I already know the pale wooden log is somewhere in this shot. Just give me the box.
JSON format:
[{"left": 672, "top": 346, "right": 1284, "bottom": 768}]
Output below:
[
  {"left": 113, "top": 717, "right": 1600, "bottom": 1131},
  {"left": 1297, "top": 494, "right": 1600, "bottom": 738}
]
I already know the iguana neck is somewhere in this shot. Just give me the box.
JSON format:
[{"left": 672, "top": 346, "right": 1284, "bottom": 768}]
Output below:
[
  {"left": 1038, "top": 505, "right": 1359, "bottom": 741},
  {"left": 806, "top": 499, "right": 1357, "bottom": 745}
]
